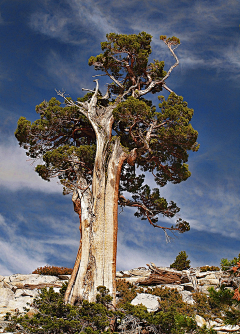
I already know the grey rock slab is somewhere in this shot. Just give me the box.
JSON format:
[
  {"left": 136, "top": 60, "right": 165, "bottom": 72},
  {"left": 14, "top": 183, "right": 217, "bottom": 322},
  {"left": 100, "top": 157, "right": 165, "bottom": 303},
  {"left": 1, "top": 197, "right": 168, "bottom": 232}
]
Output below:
[
  {"left": 131, "top": 293, "right": 160, "bottom": 312},
  {"left": 198, "top": 278, "right": 219, "bottom": 285},
  {"left": 120, "top": 276, "right": 146, "bottom": 284},
  {"left": 196, "top": 272, "right": 208, "bottom": 278},
  {"left": 212, "top": 324, "right": 240, "bottom": 332},
  {"left": 121, "top": 270, "right": 131, "bottom": 276},
  {"left": 204, "top": 274, "right": 219, "bottom": 280},
  {"left": 19, "top": 275, "right": 60, "bottom": 285},
  {"left": 7, "top": 296, "right": 34, "bottom": 313},
  {"left": 129, "top": 268, "right": 151, "bottom": 277},
  {"left": 160, "top": 284, "right": 184, "bottom": 291},
  {"left": 8, "top": 274, "right": 34, "bottom": 282},
  {"left": 0, "top": 288, "right": 14, "bottom": 307},
  {"left": 195, "top": 315, "right": 207, "bottom": 327},
  {"left": 116, "top": 272, "right": 124, "bottom": 278},
  {"left": 5, "top": 274, "right": 60, "bottom": 286},
  {"left": 179, "top": 291, "right": 195, "bottom": 305},
  {"left": 0, "top": 277, "right": 4, "bottom": 283},
  {"left": 14, "top": 289, "right": 39, "bottom": 298}
]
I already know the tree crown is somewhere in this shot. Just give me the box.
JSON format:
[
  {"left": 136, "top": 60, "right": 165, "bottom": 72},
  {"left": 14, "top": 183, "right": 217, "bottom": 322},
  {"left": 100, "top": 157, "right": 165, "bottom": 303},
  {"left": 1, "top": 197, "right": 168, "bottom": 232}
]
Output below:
[{"left": 15, "top": 32, "right": 199, "bottom": 233}]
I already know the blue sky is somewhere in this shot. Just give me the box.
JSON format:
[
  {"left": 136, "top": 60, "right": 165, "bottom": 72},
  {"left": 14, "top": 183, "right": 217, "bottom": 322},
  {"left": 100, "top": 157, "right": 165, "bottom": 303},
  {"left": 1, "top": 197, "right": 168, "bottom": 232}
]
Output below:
[{"left": 0, "top": 0, "right": 239, "bottom": 275}]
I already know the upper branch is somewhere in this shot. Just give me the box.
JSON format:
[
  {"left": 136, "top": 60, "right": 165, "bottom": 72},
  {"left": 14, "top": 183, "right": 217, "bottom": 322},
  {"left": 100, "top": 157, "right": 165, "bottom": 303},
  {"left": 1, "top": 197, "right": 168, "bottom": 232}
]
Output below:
[
  {"left": 56, "top": 90, "right": 88, "bottom": 116},
  {"left": 137, "top": 37, "right": 180, "bottom": 97},
  {"left": 89, "top": 79, "right": 99, "bottom": 110}
]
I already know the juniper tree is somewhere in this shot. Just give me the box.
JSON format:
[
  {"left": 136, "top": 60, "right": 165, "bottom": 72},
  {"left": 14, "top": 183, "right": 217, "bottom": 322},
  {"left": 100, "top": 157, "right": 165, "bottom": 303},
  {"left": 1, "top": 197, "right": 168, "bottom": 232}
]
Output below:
[
  {"left": 15, "top": 32, "right": 199, "bottom": 304},
  {"left": 170, "top": 251, "right": 191, "bottom": 271}
]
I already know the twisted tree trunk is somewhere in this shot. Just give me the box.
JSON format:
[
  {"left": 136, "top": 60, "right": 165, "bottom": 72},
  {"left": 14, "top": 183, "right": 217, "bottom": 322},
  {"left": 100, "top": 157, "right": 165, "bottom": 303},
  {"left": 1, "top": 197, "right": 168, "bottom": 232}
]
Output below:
[{"left": 64, "top": 128, "right": 127, "bottom": 304}]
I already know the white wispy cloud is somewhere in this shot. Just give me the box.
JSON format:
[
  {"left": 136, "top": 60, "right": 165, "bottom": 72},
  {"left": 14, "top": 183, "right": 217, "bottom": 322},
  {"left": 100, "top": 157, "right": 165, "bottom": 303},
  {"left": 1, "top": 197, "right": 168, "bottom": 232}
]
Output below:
[
  {"left": 45, "top": 50, "right": 96, "bottom": 95},
  {"left": 161, "top": 174, "right": 240, "bottom": 240},
  {"left": 0, "top": 140, "right": 62, "bottom": 193},
  {"left": 0, "top": 213, "right": 46, "bottom": 275},
  {"left": 28, "top": 0, "right": 240, "bottom": 93},
  {"left": 29, "top": 0, "right": 118, "bottom": 44},
  {"left": 0, "top": 211, "right": 79, "bottom": 275}
]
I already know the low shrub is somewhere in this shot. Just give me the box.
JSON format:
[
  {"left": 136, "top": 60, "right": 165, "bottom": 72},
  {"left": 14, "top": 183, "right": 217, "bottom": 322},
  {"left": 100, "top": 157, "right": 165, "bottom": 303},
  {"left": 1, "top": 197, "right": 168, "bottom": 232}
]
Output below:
[
  {"left": 5, "top": 284, "right": 118, "bottom": 334},
  {"left": 200, "top": 266, "right": 220, "bottom": 272},
  {"left": 32, "top": 265, "right": 73, "bottom": 276},
  {"left": 145, "top": 286, "right": 194, "bottom": 317},
  {"left": 116, "top": 279, "right": 143, "bottom": 307},
  {"left": 208, "top": 285, "right": 234, "bottom": 308},
  {"left": 220, "top": 253, "right": 240, "bottom": 271},
  {"left": 5, "top": 280, "right": 218, "bottom": 334}
]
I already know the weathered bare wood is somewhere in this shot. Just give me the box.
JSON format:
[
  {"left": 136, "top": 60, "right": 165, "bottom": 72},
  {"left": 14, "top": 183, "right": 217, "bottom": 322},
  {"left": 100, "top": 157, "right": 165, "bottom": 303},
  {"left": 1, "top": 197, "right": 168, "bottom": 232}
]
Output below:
[{"left": 137, "top": 263, "right": 189, "bottom": 286}]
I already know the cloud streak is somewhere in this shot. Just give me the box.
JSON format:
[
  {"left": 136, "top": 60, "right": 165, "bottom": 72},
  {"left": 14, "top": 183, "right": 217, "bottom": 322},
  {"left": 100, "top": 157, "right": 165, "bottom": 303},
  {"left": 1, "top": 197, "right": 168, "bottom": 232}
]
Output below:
[
  {"left": 0, "top": 210, "right": 79, "bottom": 275},
  {"left": 28, "top": 0, "right": 240, "bottom": 88},
  {"left": 0, "top": 140, "right": 62, "bottom": 193}
]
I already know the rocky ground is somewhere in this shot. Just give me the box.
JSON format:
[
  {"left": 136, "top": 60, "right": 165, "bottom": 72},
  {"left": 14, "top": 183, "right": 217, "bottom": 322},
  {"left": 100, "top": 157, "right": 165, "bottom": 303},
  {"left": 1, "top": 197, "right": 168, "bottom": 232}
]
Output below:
[{"left": 0, "top": 266, "right": 239, "bottom": 333}]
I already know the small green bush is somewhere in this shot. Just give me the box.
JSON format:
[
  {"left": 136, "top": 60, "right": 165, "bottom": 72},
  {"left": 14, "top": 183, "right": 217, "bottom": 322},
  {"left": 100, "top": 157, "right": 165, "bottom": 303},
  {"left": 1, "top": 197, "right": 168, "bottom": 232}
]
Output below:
[
  {"left": 208, "top": 285, "right": 234, "bottom": 308},
  {"left": 220, "top": 253, "right": 240, "bottom": 271},
  {"left": 170, "top": 251, "right": 191, "bottom": 271}
]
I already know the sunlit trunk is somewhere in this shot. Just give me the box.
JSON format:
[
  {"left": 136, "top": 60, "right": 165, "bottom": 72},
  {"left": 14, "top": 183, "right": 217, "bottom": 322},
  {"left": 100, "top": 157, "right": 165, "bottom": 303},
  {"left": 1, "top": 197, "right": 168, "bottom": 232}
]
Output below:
[{"left": 64, "top": 135, "right": 127, "bottom": 305}]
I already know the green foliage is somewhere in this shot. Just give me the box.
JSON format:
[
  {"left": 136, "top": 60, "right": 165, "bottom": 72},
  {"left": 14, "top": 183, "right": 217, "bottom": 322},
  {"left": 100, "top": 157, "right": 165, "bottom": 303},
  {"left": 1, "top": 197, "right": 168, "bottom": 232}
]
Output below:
[
  {"left": 6, "top": 285, "right": 116, "bottom": 334},
  {"left": 120, "top": 284, "right": 216, "bottom": 333},
  {"left": 96, "top": 286, "right": 113, "bottom": 308},
  {"left": 192, "top": 285, "right": 240, "bottom": 324},
  {"left": 219, "top": 253, "right": 240, "bottom": 324},
  {"left": 220, "top": 253, "right": 240, "bottom": 271},
  {"left": 170, "top": 251, "right": 191, "bottom": 271},
  {"left": 15, "top": 31, "right": 199, "bottom": 236},
  {"left": 32, "top": 265, "right": 73, "bottom": 276},
  {"left": 225, "top": 307, "right": 240, "bottom": 326},
  {"left": 116, "top": 279, "right": 142, "bottom": 307},
  {"left": 89, "top": 32, "right": 161, "bottom": 95},
  {"left": 5, "top": 281, "right": 225, "bottom": 334},
  {"left": 146, "top": 286, "right": 194, "bottom": 316},
  {"left": 208, "top": 285, "right": 234, "bottom": 308}
]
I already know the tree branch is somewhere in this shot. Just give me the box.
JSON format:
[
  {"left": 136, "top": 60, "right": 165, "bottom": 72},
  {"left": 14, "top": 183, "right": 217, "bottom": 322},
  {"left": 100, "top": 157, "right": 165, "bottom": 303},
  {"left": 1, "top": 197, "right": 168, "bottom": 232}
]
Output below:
[
  {"left": 118, "top": 195, "right": 153, "bottom": 215},
  {"left": 55, "top": 90, "right": 88, "bottom": 116},
  {"left": 105, "top": 69, "right": 124, "bottom": 89},
  {"left": 89, "top": 79, "right": 99, "bottom": 109},
  {"left": 137, "top": 40, "right": 179, "bottom": 97}
]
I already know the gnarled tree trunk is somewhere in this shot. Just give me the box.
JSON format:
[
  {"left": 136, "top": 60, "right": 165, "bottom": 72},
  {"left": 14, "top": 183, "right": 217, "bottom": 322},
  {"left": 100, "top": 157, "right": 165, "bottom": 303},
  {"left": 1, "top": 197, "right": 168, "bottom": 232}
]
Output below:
[{"left": 64, "top": 123, "right": 127, "bottom": 304}]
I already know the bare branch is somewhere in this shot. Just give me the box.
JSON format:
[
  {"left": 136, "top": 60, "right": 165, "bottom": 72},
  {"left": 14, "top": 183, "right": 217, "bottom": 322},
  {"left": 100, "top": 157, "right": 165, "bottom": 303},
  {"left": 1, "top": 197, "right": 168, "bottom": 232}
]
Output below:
[
  {"left": 105, "top": 69, "right": 124, "bottom": 89},
  {"left": 122, "top": 77, "right": 140, "bottom": 99},
  {"left": 89, "top": 79, "right": 99, "bottom": 109},
  {"left": 162, "top": 83, "right": 174, "bottom": 93},
  {"left": 92, "top": 74, "right": 107, "bottom": 77},
  {"left": 146, "top": 213, "right": 179, "bottom": 232},
  {"left": 55, "top": 90, "right": 88, "bottom": 116},
  {"left": 102, "top": 86, "right": 110, "bottom": 100},
  {"left": 82, "top": 88, "right": 95, "bottom": 93},
  {"left": 137, "top": 40, "right": 180, "bottom": 97},
  {"left": 160, "top": 40, "right": 180, "bottom": 82},
  {"left": 119, "top": 195, "right": 153, "bottom": 215}
]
